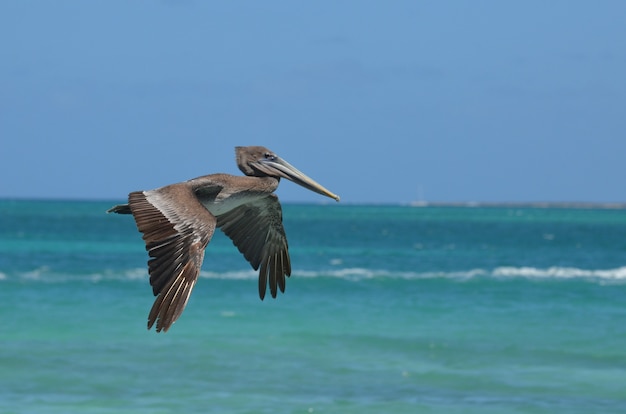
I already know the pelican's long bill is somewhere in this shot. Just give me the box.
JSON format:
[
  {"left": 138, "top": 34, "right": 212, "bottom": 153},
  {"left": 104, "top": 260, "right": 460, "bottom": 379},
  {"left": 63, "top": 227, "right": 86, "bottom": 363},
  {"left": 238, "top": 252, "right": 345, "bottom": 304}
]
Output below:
[{"left": 255, "top": 155, "right": 340, "bottom": 202}]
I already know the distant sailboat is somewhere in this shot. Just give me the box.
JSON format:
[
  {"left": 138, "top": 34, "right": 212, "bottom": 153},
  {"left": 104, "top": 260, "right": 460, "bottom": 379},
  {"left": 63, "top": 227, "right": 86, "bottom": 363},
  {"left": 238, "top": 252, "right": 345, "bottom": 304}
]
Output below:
[{"left": 410, "top": 184, "right": 428, "bottom": 207}]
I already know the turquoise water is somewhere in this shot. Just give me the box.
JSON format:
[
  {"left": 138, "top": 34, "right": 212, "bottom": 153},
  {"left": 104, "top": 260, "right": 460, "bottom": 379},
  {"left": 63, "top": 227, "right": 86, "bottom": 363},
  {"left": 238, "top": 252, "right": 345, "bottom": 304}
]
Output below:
[{"left": 1, "top": 200, "right": 626, "bottom": 413}]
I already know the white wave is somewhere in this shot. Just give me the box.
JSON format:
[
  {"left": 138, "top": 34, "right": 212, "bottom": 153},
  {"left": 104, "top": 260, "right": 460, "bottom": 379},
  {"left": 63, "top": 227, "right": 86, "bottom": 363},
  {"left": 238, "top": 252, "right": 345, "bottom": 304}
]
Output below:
[
  {"left": 197, "top": 266, "right": 626, "bottom": 282},
  {"left": 3, "top": 266, "right": 626, "bottom": 283},
  {"left": 0, "top": 267, "right": 151, "bottom": 283},
  {"left": 294, "top": 268, "right": 489, "bottom": 281},
  {"left": 21, "top": 266, "right": 51, "bottom": 280},
  {"left": 199, "top": 269, "right": 258, "bottom": 280},
  {"left": 492, "top": 266, "right": 626, "bottom": 280}
]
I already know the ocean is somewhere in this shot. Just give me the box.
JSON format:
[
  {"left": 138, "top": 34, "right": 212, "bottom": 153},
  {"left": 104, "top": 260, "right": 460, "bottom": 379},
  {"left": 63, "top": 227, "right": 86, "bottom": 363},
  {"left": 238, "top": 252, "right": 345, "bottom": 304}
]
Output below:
[{"left": 1, "top": 200, "right": 625, "bottom": 413}]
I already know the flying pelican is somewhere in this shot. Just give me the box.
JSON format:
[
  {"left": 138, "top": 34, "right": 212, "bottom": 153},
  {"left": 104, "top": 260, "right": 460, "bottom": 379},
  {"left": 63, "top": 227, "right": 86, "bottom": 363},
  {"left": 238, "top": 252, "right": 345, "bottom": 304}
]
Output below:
[{"left": 108, "top": 146, "right": 340, "bottom": 332}]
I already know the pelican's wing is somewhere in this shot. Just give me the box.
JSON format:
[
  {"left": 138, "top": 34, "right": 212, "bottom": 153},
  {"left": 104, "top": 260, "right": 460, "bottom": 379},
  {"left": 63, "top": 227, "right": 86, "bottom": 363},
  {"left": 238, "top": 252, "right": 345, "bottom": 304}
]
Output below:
[
  {"left": 216, "top": 194, "right": 291, "bottom": 299},
  {"left": 128, "top": 184, "right": 218, "bottom": 332}
]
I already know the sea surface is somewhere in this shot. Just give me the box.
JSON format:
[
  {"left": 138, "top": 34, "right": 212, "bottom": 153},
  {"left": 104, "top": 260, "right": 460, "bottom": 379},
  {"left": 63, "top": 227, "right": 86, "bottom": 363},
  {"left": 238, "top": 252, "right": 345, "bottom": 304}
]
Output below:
[{"left": 1, "top": 200, "right": 626, "bottom": 413}]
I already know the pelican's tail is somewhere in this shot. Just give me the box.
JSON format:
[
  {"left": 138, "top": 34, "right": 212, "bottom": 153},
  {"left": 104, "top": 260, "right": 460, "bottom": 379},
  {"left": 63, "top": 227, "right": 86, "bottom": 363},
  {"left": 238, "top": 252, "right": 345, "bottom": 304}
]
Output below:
[{"left": 107, "top": 203, "right": 132, "bottom": 214}]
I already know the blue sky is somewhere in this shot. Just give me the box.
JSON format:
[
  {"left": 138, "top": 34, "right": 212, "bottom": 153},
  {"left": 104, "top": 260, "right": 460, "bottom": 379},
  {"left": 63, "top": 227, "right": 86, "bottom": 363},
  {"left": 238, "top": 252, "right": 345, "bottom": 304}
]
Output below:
[{"left": 1, "top": 1, "right": 625, "bottom": 204}]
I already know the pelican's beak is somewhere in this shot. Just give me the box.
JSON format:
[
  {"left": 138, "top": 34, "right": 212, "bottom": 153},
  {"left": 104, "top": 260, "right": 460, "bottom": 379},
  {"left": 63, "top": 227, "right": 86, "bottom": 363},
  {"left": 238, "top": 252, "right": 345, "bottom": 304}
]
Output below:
[{"left": 257, "top": 156, "right": 340, "bottom": 202}]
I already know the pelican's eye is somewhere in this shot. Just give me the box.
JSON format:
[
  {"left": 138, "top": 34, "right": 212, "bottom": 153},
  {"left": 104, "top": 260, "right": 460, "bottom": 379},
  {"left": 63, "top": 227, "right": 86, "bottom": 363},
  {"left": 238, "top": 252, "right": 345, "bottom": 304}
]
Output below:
[{"left": 264, "top": 153, "right": 276, "bottom": 161}]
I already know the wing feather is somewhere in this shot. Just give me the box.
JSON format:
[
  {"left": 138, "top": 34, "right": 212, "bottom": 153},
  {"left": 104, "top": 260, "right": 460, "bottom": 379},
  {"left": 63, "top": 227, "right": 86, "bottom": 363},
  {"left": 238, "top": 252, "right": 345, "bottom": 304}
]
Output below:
[
  {"left": 128, "top": 185, "right": 217, "bottom": 332},
  {"left": 216, "top": 195, "right": 291, "bottom": 300}
]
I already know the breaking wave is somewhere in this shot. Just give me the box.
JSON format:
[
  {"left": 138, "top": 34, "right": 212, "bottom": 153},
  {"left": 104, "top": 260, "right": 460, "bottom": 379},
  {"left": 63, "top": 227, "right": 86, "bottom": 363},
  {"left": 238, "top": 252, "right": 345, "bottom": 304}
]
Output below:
[
  {"left": 2, "top": 266, "right": 626, "bottom": 284},
  {"left": 291, "top": 266, "right": 626, "bottom": 282}
]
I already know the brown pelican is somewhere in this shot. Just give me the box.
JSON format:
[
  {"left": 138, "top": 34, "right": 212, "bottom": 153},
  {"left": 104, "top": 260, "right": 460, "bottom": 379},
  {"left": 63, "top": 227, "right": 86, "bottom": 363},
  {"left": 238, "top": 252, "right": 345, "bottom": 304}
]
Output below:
[{"left": 108, "top": 146, "right": 340, "bottom": 332}]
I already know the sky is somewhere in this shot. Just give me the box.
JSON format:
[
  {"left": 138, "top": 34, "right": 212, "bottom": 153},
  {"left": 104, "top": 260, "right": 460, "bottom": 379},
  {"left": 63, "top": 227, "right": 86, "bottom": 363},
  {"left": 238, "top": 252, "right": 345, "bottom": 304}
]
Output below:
[{"left": 1, "top": 1, "right": 625, "bottom": 204}]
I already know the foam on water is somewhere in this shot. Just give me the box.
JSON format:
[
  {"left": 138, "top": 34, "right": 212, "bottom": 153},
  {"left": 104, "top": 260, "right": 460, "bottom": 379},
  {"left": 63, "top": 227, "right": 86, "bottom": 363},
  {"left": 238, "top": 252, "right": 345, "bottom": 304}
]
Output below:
[
  {"left": 293, "top": 266, "right": 626, "bottom": 282},
  {"left": 193, "top": 265, "right": 626, "bottom": 282},
  {"left": 492, "top": 266, "right": 626, "bottom": 280},
  {"left": 4, "top": 266, "right": 626, "bottom": 284}
]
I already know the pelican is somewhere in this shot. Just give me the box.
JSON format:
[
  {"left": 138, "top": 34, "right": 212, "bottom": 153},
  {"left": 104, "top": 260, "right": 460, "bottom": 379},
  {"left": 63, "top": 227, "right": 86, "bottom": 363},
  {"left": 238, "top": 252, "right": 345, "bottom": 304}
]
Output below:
[{"left": 108, "top": 146, "right": 340, "bottom": 332}]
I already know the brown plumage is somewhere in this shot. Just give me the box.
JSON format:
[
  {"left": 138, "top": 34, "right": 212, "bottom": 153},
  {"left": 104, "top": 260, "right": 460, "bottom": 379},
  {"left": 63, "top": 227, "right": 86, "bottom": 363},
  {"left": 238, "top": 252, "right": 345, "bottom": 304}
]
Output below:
[{"left": 108, "top": 146, "right": 339, "bottom": 332}]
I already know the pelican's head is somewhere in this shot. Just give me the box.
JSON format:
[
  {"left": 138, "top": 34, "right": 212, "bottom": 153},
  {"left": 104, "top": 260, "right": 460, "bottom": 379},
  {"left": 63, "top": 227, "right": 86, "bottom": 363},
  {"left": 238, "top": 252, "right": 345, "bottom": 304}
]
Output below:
[{"left": 236, "top": 146, "right": 340, "bottom": 202}]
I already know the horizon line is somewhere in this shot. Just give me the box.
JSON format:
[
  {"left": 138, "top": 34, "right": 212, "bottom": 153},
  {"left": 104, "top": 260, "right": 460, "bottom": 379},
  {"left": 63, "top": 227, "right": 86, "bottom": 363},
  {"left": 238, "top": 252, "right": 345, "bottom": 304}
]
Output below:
[{"left": 1, "top": 197, "right": 625, "bottom": 210}]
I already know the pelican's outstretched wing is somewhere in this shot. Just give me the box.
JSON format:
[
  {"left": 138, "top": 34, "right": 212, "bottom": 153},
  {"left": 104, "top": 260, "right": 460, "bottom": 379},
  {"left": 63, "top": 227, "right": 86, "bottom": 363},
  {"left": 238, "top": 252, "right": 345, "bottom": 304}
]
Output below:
[
  {"left": 128, "top": 184, "right": 218, "bottom": 332},
  {"left": 216, "top": 194, "right": 291, "bottom": 299}
]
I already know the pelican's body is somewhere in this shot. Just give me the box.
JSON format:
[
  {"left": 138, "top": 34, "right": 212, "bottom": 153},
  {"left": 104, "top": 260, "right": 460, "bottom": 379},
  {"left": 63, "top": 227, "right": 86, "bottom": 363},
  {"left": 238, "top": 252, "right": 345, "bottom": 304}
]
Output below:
[{"left": 108, "top": 146, "right": 339, "bottom": 332}]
